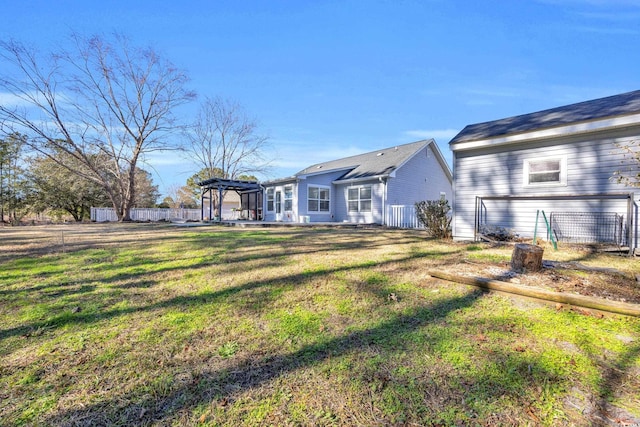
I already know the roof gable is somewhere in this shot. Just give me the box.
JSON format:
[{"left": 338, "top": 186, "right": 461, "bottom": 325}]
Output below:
[
  {"left": 296, "top": 140, "right": 432, "bottom": 181},
  {"left": 450, "top": 89, "right": 640, "bottom": 146}
]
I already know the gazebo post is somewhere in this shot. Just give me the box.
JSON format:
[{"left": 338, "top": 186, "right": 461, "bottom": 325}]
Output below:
[
  {"left": 208, "top": 188, "right": 213, "bottom": 221},
  {"left": 218, "top": 186, "right": 224, "bottom": 222}
]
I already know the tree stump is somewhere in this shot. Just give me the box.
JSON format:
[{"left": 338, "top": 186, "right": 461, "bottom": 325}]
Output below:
[{"left": 511, "top": 243, "right": 544, "bottom": 273}]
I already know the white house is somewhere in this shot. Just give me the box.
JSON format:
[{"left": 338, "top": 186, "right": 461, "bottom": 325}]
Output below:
[
  {"left": 449, "top": 90, "right": 639, "bottom": 253},
  {"left": 262, "top": 139, "right": 452, "bottom": 225}
]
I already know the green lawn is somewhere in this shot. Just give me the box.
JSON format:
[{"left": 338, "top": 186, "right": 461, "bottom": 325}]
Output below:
[{"left": 0, "top": 224, "right": 638, "bottom": 426}]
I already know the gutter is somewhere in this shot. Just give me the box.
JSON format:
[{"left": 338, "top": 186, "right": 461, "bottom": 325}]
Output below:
[
  {"left": 450, "top": 113, "right": 640, "bottom": 152},
  {"left": 331, "top": 174, "right": 390, "bottom": 185}
]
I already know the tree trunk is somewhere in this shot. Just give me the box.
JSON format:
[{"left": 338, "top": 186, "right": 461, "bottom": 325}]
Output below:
[{"left": 511, "top": 243, "right": 544, "bottom": 273}]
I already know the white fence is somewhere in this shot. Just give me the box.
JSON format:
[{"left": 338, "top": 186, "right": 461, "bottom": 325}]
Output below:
[
  {"left": 91, "top": 205, "right": 424, "bottom": 228},
  {"left": 91, "top": 207, "right": 201, "bottom": 222},
  {"left": 386, "top": 205, "right": 424, "bottom": 229}
]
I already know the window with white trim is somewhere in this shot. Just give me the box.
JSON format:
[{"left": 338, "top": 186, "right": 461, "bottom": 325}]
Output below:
[
  {"left": 523, "top": 156, "right": 567, "bottom": 187},
  {"left": 348, "top": 186, "right": 372, "bottom": 212},
  {"left": 284, "top": 186, "right": 293, "bottom": 211},
  {"left": 266, "top": 188, "right": 274, "bottom": 212},
  {"left": 308, "top": 186, "right": 330, "bottom": 212}
]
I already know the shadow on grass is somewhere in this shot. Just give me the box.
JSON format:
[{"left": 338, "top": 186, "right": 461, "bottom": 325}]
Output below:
[
  {"left": 45, "top": 289, "right": 491, "bottom": 425},
  {"left": 0, "top": 250, "right": 456, "bottom": 343},
  {"left": 593, "top": 341, "right": 640, "bottom": 425},
  {"left": 0, "top": 228, "right": 429, "bottom": 286}
]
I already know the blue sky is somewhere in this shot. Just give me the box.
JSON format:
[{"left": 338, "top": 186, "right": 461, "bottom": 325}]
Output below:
[{"left": 2, "top": 0, "right": 640, "bottom": 196}]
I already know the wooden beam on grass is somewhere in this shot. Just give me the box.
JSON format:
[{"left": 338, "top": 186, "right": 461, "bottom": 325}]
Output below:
[{"left": 428, "top": 270, "right": 640, "bottom": 318}]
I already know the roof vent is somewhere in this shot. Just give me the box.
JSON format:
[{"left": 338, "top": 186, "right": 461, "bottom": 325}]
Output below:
[
  {"left": 376, "top": 152, "right": 384, "bottom": 156},
  {"left": 316, "top": 165, "right": 323, "bottom": 169}
]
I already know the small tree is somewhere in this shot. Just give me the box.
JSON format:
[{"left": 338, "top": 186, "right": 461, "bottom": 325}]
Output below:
[
  {"left": 28, "top": 152, "right": 111, "bottom": 221},
  {"left": 132, "top": 169, "right": 160, "bottom": 208},
  {"left": 415, "top": 199, "right": 452, "bottom": 239}
]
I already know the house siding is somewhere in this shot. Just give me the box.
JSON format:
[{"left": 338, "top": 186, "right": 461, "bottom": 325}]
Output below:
[
  {"left": 297, "top": 170, "right": 347, "bottom": 222},
  {"left": 387, "top": 144, "right": 452, "bottom": 206},
  {"left": 452, "top": 127, "right": 638, "bottom": 248},
  {"left": 331, "top": 181, "right": 379, "bottom": 223}
]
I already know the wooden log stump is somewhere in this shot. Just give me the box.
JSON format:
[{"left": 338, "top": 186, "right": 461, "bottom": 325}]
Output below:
[{"left": 511, "top": 243, "right": 543, "bottom": 273}]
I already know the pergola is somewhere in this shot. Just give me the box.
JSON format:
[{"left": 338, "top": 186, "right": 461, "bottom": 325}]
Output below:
[{"left": 198, "top": 178, "right": 263, "bottom": 221}]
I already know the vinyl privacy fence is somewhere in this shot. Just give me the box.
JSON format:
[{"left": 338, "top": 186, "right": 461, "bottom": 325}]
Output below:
[
  {"left": 91, "top": 205, "right": 424, "bottom": 228},
  {"left": 91, "top": 208, "right": 201, "bottom": 222}
]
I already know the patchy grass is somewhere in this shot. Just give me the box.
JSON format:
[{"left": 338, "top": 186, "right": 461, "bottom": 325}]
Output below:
[{"left": 0, "top": 223, "right": 639, "bottom": 426}]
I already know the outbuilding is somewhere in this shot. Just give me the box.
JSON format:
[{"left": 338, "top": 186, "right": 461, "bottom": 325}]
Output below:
[{"left": 449, "top": 90, "right": 639, "bottom": 253}]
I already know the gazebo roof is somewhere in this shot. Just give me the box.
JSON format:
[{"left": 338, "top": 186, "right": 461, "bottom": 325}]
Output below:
[{"left": 198, "top": 178, "right": 261, "bottom": 192}]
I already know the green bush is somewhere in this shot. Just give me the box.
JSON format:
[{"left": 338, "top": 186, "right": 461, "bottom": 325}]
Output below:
[{"left": 415, "top": 200, "right": 452, "bottom": 239}]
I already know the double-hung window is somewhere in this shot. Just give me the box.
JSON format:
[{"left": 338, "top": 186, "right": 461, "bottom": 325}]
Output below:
[
  {"left": 348, "top": 186, "right": 372, "bottom": 212},
  {"left": 308, "top": 186, "right": 330, "bottom": 212},
  {"left": 284, "top": 186, "right": 293, "bottom": 211},
  {"left": 266, "top": 188, "right": 274, "bottom": 212},
  {"left": 523, "top": 156, "right": 567, "bottom": 187}
]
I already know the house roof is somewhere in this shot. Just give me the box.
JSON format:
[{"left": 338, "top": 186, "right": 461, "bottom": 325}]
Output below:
[
  {"left": 261, "top": 139, "right": 453, "bottom": 186},
  {"left": 296, "top": 139, "right": 436, "bottom": 181},
  {"left": 450, "top": 89, "right": 640, "bottom": 145}
]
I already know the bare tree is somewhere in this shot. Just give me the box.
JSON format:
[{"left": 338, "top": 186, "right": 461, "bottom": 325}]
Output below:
[
  {"left": 186, "top": 96, "right": 271, "bottom": 181},
  {"left": 0, "top": 33, "right": 195, "bottom": 221}
]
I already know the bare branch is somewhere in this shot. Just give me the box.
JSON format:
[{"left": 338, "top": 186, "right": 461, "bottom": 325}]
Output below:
[
  {"left": 185, "top": 96, "right": 271, "bottom": 180},
  {"left": 0, "top": 33, "right": 195, "bottom": 220}
]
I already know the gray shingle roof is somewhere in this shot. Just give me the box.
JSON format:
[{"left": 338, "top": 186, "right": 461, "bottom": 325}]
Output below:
[
  {"left": 450, "top": 89, "right": 640, "bottom": 145},
  {"left": 296, "top": 139, "right": 431, "bottom": 181}
]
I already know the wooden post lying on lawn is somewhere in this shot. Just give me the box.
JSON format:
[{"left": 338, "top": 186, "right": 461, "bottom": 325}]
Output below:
[
  {"left": 427, "top": 270, "right": 640, "bottom": 317},
  {"left": 511, "top": 243, "right": 543, "bottom": 272}
]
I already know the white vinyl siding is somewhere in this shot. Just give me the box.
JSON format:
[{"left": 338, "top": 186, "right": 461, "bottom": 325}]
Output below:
[
  {"left": 451, "top": 129, "right": 639, "bottom": 242},
  {"left": 386, "top": 144, "right": 452, "bottom": 205}
]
